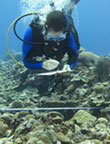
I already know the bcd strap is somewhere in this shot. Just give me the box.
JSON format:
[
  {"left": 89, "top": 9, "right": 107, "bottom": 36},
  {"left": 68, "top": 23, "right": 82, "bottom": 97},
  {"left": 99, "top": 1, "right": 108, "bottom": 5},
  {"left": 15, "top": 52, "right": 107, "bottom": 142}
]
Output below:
[
  {"left": 30, "top": 16, "right": 44, "bottom": 43},
  {"left": 62, "top": 8, "right": 80, "bottom": 49},
  {"left": 62, "top": 8, "right": 69, "bottom": 32},
  {"left": 68, "top": 16, "right": 80, "bottom": 50},
  {"left": 30, "top": 16, "right": 43, "bottom": 31}
]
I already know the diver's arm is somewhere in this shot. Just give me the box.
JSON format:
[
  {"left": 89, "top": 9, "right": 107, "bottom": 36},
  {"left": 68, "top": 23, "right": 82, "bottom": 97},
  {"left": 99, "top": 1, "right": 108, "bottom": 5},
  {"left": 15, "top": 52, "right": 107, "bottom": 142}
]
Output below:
[
  {"left": 22, "top": 27, "right": 59, "bottom": 70},
  {"left": 67, "top": 32, "right": 78, "bottom": 69},
  {"left": 22, "top": 27, "right": 43, "bottom": 69}
]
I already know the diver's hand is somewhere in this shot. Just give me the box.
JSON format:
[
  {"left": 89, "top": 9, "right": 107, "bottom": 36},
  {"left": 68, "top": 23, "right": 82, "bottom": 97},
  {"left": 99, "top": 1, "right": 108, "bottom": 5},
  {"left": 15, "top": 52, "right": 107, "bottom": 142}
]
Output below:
[
  {"left": 62, "top": 64, "right": 71, "bottom": 71},
  {"left": 56, "top": 64, "right": 71, "bottom": 76},
  {"left": 42, "top": 59, "right": 59, "bottom": 70}
]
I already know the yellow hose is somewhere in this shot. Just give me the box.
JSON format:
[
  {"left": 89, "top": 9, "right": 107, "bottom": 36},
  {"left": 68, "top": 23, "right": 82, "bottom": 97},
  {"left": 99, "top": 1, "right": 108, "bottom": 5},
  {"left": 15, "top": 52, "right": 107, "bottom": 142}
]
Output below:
[{"left": 6, "top": 12, "right": 40, "bottom": 67}]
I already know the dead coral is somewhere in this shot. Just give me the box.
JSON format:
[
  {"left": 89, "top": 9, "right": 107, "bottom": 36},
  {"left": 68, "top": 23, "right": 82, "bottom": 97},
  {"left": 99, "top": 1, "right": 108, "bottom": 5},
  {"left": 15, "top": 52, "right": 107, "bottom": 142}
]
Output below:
[{"left": 96, "top": 56, "right": 110, "bottom": 81}]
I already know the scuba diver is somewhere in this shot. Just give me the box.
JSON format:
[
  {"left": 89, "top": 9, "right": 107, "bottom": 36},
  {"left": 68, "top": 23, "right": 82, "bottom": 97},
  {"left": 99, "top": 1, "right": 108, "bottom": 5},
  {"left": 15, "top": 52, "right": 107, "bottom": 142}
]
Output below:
[
  {"left": 22, "top": 10, "right": 80, "bottom": 71},
  {"left": 22, "top": 5, "right": 80, "bottom": 96}
]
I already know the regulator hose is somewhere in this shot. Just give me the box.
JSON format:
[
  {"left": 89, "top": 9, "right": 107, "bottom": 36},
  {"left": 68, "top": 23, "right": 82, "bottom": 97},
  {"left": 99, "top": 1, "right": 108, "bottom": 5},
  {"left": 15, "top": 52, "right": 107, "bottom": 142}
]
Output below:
[{"left": 6, "top": 12, "right": 40, "bottom": 67}]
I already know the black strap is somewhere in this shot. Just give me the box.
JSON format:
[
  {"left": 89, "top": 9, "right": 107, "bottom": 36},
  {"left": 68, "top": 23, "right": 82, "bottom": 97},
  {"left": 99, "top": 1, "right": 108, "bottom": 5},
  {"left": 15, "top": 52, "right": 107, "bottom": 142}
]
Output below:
[
  {"left": 68, "top": 16, "right": 80, "bottom": 50},
  {"left": 30, "top": 16, "right": 44, "bottom": 44}
]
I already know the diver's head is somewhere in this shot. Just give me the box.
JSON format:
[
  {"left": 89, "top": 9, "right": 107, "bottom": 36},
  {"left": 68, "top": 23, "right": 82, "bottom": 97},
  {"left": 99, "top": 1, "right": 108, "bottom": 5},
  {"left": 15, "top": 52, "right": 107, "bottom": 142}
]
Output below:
[{"left": 45, "top": 10, "right": 67, "bottom": 42}]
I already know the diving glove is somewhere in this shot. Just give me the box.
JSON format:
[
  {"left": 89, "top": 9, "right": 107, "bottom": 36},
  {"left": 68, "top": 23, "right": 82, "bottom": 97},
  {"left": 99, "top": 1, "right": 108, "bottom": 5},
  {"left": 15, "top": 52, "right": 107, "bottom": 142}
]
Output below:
[{"left": 42, "top": 59, "right": 59, "bottom": 70}]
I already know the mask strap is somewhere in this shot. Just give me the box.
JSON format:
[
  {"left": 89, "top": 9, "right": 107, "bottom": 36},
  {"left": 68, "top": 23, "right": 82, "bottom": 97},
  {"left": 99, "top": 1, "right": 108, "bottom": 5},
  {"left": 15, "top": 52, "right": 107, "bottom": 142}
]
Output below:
[{"left": 62, "top": 8, "right": 69, "bottom": 33}]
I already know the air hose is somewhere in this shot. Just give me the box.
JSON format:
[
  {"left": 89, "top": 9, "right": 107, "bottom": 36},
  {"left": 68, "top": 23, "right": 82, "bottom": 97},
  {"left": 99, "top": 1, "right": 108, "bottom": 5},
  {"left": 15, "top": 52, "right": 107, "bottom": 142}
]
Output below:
[{"left": 6, "top": 12, "right": 40, "bottom": 67}]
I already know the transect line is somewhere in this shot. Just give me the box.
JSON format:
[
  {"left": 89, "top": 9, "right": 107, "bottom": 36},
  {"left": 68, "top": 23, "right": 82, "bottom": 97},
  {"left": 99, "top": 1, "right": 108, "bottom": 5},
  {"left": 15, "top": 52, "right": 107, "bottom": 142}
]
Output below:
[{"left": 0, "top": 107, "right": 101, "bottom": 111}]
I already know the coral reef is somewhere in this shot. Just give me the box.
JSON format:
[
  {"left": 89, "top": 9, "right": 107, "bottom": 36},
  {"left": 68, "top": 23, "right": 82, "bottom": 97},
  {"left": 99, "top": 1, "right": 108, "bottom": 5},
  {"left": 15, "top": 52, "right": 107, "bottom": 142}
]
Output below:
[
  {"left": 0, "top": 50, "right": 110, "bottom": 143},
  {"left": 95, "top": 56, "right": 110, "bottom": 81}
]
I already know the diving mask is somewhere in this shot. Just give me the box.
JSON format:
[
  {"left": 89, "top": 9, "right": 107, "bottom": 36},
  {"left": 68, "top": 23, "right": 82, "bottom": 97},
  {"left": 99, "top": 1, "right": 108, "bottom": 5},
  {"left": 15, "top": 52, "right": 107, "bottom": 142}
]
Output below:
[{"left": 46, "top": 32, "right": 67, "bottom": 42}]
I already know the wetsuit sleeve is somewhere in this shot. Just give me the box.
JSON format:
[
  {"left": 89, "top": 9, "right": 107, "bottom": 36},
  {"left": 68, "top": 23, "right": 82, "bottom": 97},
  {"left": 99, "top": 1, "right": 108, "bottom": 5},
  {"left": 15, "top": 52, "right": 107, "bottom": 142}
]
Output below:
[
  {"left": 67, "top": 32, "right": 78, "bottom": 69},
  {"left": 22, "top": 27, "right": 43, "bottom": 69}
]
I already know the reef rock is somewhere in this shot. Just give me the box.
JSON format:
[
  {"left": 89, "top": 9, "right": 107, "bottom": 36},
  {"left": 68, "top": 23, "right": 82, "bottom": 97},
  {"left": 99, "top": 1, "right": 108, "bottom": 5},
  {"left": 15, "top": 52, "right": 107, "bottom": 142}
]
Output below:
[
  {"left": 56, "top": 132, "right": 70, "bottom": 143},
  {"left": 80, "top": 139, "right": 103, "bottom": 144},
  {"left": 70, "top": 110, "right": 97, "bottom": 124},
  {"left": 96, "top": 117, "right": 108, "bottom": 124},
  {"left": 79, "top": 51, "right": 100, "bottom": 66},
  {"left": 0, "top": 121, "right": 9, "bottom": 137},
  {"left": 96, "top": 56, "right": 110, "bottom": 81}
]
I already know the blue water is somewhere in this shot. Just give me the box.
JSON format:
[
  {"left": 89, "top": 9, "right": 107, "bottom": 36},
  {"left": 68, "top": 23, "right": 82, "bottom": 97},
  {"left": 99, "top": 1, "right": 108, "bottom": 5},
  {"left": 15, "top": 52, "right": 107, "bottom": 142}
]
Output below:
[
  {"left": 0, "top": 0, "right": 110, "bottom": 58},
  {"left": 77, "top": 0, "right": 110, "bottom": 55}
]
